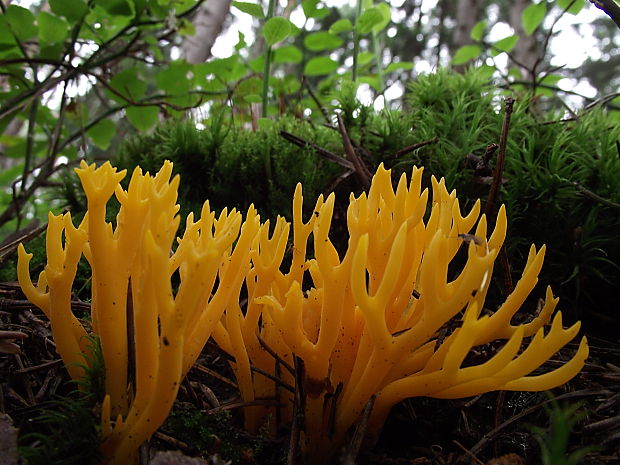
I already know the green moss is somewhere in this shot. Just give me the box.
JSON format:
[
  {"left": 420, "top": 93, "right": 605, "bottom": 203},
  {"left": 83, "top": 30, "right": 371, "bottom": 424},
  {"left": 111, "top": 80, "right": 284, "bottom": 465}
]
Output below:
[
  {"left": 162, "top": 403, "right": 285, "bottom": 464},
  {"left": 38, "top": 68, "right": 620, "bottom": 330},
  {"left": 18, "top": 390, "right": 102, "bottom": 465},
  {"left": 0, "top": 234, "right": 46, "bottom": 283}
]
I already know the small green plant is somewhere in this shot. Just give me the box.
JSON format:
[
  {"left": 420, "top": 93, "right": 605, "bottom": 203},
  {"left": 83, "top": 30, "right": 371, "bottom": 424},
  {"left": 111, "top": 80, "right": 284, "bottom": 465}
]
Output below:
[
  {"left": 163, "top": 402, "right": 285, "bottom": 463},
  {"left": 17, "top": 335, "right": 105, "bottom": 465},
  {"left": 531, "top": 396, "right": 598, "bottom": 465},
  {"left": 75, "top": 335, "right": 106, "bottom": 403},
  {"left": 18, "top": 391, "right": 102, "bottom": 465},
  {"left": 163, "top": 403, "right": 239, "bottom": 459}
]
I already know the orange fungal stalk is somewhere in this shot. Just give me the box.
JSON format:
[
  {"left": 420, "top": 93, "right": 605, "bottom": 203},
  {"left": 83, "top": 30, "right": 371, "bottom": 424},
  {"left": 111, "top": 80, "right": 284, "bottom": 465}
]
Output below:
[
  {"left": 245, "top": 163, "right": 588, "bottom": 462},
  {"left": 17, "top": 160, "right": 588, "bottom": 465},
  {"left": 18, "top": 161, "right": 260, "bottom": 465}
]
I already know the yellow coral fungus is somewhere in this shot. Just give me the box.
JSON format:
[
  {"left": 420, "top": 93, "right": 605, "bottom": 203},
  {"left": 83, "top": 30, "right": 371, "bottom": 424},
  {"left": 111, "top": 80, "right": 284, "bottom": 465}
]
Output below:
[
  {"left": 17, "top": 159, "right": 588, "bottom": 465},
  {"left": 18, "top": 161, "right": 260, "bottom": 465},
  {"left": 241, "top": 163, "right": 588, "bottom": 462}
]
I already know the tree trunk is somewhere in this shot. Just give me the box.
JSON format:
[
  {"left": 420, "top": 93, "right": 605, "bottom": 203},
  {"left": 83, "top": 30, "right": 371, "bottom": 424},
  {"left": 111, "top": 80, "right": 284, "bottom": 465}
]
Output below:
[
  {"left": 452, "top": 0, "right": 484, "bottom": 72},
  {"left": 180, "top": 0, "right": 233, "bottom": 64},
  {"left": 453, "top": 0, "right": 484, "bottom": 51}
]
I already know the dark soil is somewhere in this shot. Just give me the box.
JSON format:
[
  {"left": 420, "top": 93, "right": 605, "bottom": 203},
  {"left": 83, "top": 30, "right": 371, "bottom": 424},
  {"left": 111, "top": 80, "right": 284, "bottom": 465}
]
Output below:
[{"left": 1, "top": 276, "right": 619, "bottom": 465}]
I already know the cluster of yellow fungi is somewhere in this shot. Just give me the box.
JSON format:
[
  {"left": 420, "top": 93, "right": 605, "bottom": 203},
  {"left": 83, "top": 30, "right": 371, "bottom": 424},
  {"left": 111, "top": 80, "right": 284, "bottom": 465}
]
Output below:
[{"left": 17, "top": 160, "right": 588, "bottom": 464}]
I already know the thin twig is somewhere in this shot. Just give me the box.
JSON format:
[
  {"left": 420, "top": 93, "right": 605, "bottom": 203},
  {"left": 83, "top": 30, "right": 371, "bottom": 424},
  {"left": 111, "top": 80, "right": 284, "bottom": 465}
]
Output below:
[
  {"left": 258, "top": 334, "right": 295, "bottom": 376},
  {"left": 193, "top": 363, "right": 238, "bottom": 389},
  {"left": 206, "top": 398, "right": 286, "bottom": 415},
  {"left": 342, "top": 395, "right": 376, "bottom": 465},
  {"left": 532, "top": 0, "right": 579, "bottom": 84},
  {"left": 288, "top": 356, "right": 305, "bottom": 465},
  {"left": 202, "top": 341, "right": 295, "bottom": 392},
  {"left": 470, "top": 389, "right": 609, "bottom": 456},
  {"left": 303, "top": 76, "right": 331, "bottom": 124},
  {"left": 391, "top": 137, "right": 439, "bottom": 158},
  {"left": 0, "top": 221, "right": 47, "bottom": 261},
  {"left": 280, "top": 131, "right": 355, "bottom": 170},
  {"left": 13, "top": 359, "right": 63, "bottom": 376},
  {"left": 485, "top": 97, "right": 514, "bottom": 217},
  {"left": 572, "top": 181, "right": 620, "bottom": 210},
  {"left": 584, "top": 413, "right": 620, "bottom": 432},
  {"left": 326, "top": 382, "right": 343, "bottom": 440},
  {"left": 486, "top": 98, "right": 515, "bottom": 294},
  {"left": 493, "top": 390, "right": 505, "bottom": 457},
  {"left": 453, "top": 439, "right": 485, "bottom": 465},
  {"left": 337, "top": 114, "right": 372, "bottom": 190},
  {"left": 21, "top": 96, "right": 39, "bottom": 199}
]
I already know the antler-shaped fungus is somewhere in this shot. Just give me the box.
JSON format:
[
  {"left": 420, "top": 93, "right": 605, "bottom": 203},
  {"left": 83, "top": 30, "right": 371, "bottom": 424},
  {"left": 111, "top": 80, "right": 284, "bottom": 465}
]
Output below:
[
  {"left": 16, "top": 160, "right": 588, "bottom": 465},
  {"left": 18, "top": 161, "right": 260, "bottom": 465},
  {"left": 248, "top": 164, "right": 588, "bottom": 463}
]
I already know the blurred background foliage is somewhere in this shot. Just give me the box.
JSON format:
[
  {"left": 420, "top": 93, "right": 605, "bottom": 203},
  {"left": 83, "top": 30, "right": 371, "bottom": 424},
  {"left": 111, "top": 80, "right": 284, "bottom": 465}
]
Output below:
[{"left": 0, "top": 0, "right": 619, "bottom": 333}]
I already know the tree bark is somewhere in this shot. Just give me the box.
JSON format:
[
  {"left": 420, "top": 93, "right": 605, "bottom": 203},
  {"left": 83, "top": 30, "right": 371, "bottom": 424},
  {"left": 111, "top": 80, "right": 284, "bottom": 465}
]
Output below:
[
  {"left": 453, "top": 0, "right": 484, "bottom": 51},
  {"left": 452, "top": 0, "right": 484, "bottom": 72},
  {"left": 180, "top": 0, "right": 233, "bottom": 64}
]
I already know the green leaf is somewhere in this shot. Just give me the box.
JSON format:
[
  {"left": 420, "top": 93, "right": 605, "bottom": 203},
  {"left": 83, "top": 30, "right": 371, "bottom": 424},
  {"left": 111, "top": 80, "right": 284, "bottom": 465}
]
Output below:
[
  {"left": 94, "top": 0, "right": 134, "bottom": 17},
  {"left": 372, "top": 3, "right": 391, "bottom": 33},
  {"left": 304, "top": 31, "right": 344, "bottom": 51},
  {"left": 249, "top": 55, "right": 264, "bottom": 73},
  {"left": 39, "top": 42, "right": 65, "bottom": 60},
  {"left": 303, "top": 0, "right": 329, "bottom": 19},
  {"left": 85, "top": 5, "right": 133, "bottom": 40},
  {"left": 179, "top": 18, "right": 196, "bottom": 36},
  {"left": 87, "top": 119, "right": 116, "bottom": 150},
  {"left": 232, "top": 1, "right": 264, "bottom": 18},
  {"left": 540, "top": 73, "right": 563, "bottom": 86},
  {"left": 0, "top": 18, "right": 17, "bottom": 47},
  {"left": 50, "top": 0, "right": 88, "bottom": 21},
  {"left": 273, "top": 45, "right": 302, "bottom": 64},
  {"left": 236, "top": 76, "right": 262, "bottom": 96},
  {"left": 329, "top": 18, "right": 354, "bottom": 34},
  {"left": 452, "top": 44, "right": 482, "bottom": 65},
  {"left": 235, "top": 31, "right": 247, "bottom": 51},
  {"left": 558, "top": 0, "right": 585, "bottom": 14},
  {"left": 107, "top": 69, "right": 147, "bottom": 104},
  {"left": 257, "top": 117, "right": 274, "bottom": 130},
  {"left": 288, "top": 22, "right": 302, "bottom": 36},
  {"left": 156, "top": 61, "right": 192, "bottom": 94},
  {"left": 3, "top": 139, "right": 27, "bottom": 159},
  {"left": 126, "top": 106, "right": 159, "bottom": 132},
  {"left": 507, "top": 66, "right": 522, "bottom": 79},
  {"left": 304, "top": 56, "right": 339, "bottom": 76},
  {"left": 311, "top": 7, "right": 329, "bottom": 19},
  {"left": 243, "top": 94, "right": 262, "bottom": 104},
  {"left": 262, "top": 17, "right": 291, "bottom": 46},
  {"left": 384, "top": 61, "right": 413, "bottom": 73},
  {"left": 358, "top": 51, "right": 374, "bottom": 65},
  {"left": 493, "top": 35, "right": 519, "bottom": 54},
  {"left": 0, "top": 163, "right": 23, "bottom": 187},
  {"left": 6, "top": 5, "right": 37, "bottom": 41},
  {"left": 357, "top": 7, "right": 384, "bottom": 34},
  {"left": 302, "top": 0, "right": 319, "bottom": 18},
  {"left": 470, "top": 20, "right": 486, "bottom": 41},
  {"left": 358, "top": 75, "right": 380, "bottom": 91},
  {"left": 477, "top": 64, "right": 496, "bottom": 79},
  {"left": 522, "top": 2, "right": 546, "bottom": 36},
  {"left": 273, "top": 75, "right": 301, "bottom": 93},
  {"left": 38, "top": 12, "right": 70, "bottom": 44},
  {"left": 198, "top": 57, "right": 235, "bottom": 78},
  {"left": 146, "top": 0, "right": 168, "bottom": 19}
]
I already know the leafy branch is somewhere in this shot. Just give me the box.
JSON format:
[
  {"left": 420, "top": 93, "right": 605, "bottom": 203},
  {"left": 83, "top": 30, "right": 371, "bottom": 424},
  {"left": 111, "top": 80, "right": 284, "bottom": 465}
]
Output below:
[{"left": 0, "top": 1, "right": 211, "bottom": 232}]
